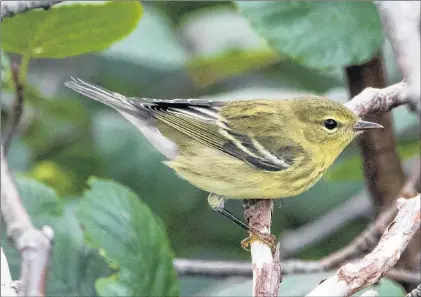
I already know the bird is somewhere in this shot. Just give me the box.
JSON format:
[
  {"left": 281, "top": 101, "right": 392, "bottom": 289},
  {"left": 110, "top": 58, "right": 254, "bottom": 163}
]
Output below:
[{"left": 65, "top": 77, "right": 383, "bottom": 249}]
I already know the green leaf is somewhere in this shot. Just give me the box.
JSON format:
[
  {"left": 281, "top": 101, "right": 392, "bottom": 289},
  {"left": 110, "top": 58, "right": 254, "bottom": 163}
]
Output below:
[
  {"left": 1, "top": 176, "right": 109, "bottom": 296},
  {"left": 325, "top": 138, "right": 421, "bottom": 182},
  {"left": 199, "top": 272, "right": 405, "bottom": 296},
  {"left": 77, "top": 178, "right": 179, "bottom": 297},
  {"left": 235, "top": 2, "right": 384, "bottom": 69},
  {"left": 2, "top": 1, "right": 142, "bottom": 58},
  {"left": 187, "top": 48, "right": 281, "bottom": 87}
]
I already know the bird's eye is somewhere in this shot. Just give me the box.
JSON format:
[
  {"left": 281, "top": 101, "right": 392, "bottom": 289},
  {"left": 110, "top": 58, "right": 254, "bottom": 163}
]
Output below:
[{"left": 324, "top": 119, "right": 338, "bottom": 130}]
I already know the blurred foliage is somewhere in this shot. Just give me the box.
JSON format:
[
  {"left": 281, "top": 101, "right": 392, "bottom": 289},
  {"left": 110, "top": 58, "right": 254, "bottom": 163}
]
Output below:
[
  {"left": 1, "top": 1, "right": 418, "bottom": 296},
  {"left": 236, "top": 1, "right": 384, "bottom": 69},
  {"left": 325, "top": 138, "right": 420, "bottom": 182},
  {"left": 2, "top": 1, "right": 142, "bottom": 58},
  {"left": 187, "top": 48, "right": 281, "bottom": 87},
  {"left": 77, "top": 178, "right": 179, "bottom": 296}
]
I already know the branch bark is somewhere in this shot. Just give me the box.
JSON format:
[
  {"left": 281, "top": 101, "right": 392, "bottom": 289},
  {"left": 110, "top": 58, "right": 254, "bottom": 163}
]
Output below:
[
  {"left": 306, "top": 194, "right": 420, "bottom": 296},
  {"left": 1, "top": 144, "right": 54, "bottom": 297},
  {"left": 0, "top": 1, "right": 64, "bottom": 21},
  {"left": 243, "top": 199, "right": 281, "bottom": 297}
]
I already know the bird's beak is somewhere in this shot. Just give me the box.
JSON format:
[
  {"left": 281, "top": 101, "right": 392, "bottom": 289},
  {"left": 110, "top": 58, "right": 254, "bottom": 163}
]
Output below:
[{"left": 353, "top": 120, "right": 383, "bottom": 131}]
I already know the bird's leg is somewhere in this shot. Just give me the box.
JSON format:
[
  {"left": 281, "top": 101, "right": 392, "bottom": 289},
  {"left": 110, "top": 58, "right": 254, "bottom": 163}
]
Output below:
[{"left": 207, "top": 194, "right": 276, "bottom": 251}]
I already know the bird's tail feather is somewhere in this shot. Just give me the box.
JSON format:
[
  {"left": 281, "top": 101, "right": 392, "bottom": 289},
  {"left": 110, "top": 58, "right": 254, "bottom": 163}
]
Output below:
[{"left": 64, "top": 77, "right": 139, "bottom": 115}]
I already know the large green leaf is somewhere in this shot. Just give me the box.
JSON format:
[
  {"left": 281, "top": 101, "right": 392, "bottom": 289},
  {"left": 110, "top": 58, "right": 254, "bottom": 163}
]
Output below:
[
  {"left": 199, "top": 272, "right": 405, "bottom": 296},
  {"left": 2, "top": 1, "right": 142, "bottom": 58},
  {"left": 235, "top": 2, "right": 383, "bottom": 69},
  {"left": 1, "top": 176, "right": 108, "bottom": 296},
  {"left": 77, "top": 178, "right": 179, "bottom": 297}
]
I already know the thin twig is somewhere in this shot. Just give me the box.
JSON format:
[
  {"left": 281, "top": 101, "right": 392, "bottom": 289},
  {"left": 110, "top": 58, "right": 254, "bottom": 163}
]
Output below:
[
  {"left": 173, "top": 258, "right": 420, "bottom": 284},
  {"left": 1, "top": 1, "right": 64, "bottom": 21},
  {"left": 345, "top": 82, "right": 409, "bottom": 118},
  {"left": 3, "top": 63, "right": 25, "bottom": 155},
  {"left": 243, "top": 199, "right": 281, "bottom": 297},
  {"left": 306, "top": 194, "right": 420, "bottom": 296},
  {"left": 317, "top": 206, "right": 397, "bottom": 269},
  {"left": 1, "top": 144, "right": 54, "bottom": 297}
]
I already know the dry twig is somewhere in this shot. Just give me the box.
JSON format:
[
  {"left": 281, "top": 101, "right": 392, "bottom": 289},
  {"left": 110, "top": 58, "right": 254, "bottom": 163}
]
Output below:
[
  {"left": 1, "top": 144, "right": 54, "bottom": 296},
  {"left": 345, "top": 82, "right": 409, "bottom": 117},
  {"left": 243, "top": 199, "right": 281, "bottom": 297},
  {"left": 306, "top": 194, "right": 420, "bottom": 296},
  {"left": 173, "top": 258, "right": 420, "bottom": 284}
]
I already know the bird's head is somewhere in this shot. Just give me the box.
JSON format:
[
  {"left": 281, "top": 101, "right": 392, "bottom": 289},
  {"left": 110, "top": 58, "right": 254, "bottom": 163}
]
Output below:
[{"left": 290, "top": 97, "right": 383, "bottom": 160}]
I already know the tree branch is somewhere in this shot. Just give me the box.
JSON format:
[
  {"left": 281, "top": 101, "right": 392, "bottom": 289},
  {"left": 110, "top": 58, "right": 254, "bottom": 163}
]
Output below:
[
  {"left": 173, "top": 257, "right": 420, "bottom": 284},
  {"left": 344, "top": 82, "right": 409, "bottom": 117},
  {"left": 306, "top": 194, "right": 420, "bottom": 296},
  {"left": 243, "top": 199, "right": 281, "bottom": 297},
  {"left": 0, "top": 1, "right": 64, "bottom": 21},
  {"left": 1, "top": 144, "right": 54, "bottom": 297},
  {"left": 374, "top": 1, "right": 421, "bottom": 114}
]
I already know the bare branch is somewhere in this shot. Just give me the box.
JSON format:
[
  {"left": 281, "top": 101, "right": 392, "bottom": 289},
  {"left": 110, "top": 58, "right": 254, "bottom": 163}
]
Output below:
[
  {"left": 243, "top": 199, "right": 281, "bottom": 297},
  {"left": 1, "top": 1, "right": 64, "bottom": 21},
  {"left": 1, "top": 144, "right": 54, "bottom": 297},
  {"left": 173, "top": 257, "right": 420, "bottom": 284},
  {"left": 317, "top": 205, "right": 397, "bottom": 269},
  {"left": 345, "top": 82, "right": 410, "bottom": 118},
  {"left": 375, "top": 1, "right": 421, "bottom": 114},
  {"left": 306, "top": 194, "right": 420, "bottom": 296}
]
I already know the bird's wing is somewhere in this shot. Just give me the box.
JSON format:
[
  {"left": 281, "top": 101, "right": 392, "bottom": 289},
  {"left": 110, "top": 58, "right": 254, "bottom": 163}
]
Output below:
[
  {"left": 126, "top": 97, "right": 294, "bottom": 172},
  {"left": 65, "top": 78, "right": 294, "bottom": 171}
]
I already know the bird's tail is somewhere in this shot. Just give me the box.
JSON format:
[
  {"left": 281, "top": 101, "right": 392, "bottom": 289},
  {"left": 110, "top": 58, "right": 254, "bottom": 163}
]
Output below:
[{"left": 64, "top": 77, "right": 138, "bottom": 115}]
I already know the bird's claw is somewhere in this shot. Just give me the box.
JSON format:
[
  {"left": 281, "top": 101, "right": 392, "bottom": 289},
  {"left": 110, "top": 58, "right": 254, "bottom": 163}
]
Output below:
[{"left": 241, "top": 232, "right": 276, "bottom": 252}]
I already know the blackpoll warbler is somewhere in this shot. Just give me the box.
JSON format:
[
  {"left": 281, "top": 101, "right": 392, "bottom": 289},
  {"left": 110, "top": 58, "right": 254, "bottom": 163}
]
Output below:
[{"left": 65, "top": 78, "right": 382, "bottom": 248}]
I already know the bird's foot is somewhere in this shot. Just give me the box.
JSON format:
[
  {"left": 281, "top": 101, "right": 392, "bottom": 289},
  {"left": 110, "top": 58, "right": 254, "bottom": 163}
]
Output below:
[{"left": 240, "top": 232, "right": 276, "bottom": 252}]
